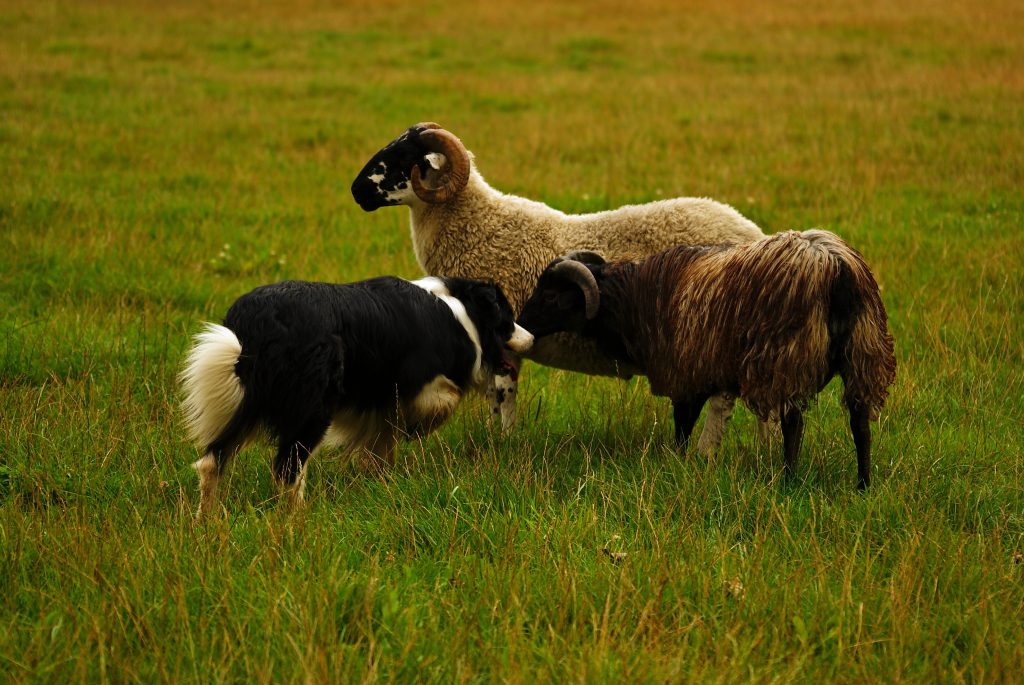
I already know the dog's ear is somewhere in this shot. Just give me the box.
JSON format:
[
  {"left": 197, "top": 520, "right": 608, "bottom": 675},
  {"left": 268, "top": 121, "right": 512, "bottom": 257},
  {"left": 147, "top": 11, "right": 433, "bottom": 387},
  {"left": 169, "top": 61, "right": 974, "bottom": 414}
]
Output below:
[
  {"left": 472, "top": 281, "right": 500, "bottom": 309},
  {"left": 456, "top": 281, "right": 504, "bottom": 326},
  {"left": 490, "top": 283, "right": 513, "bottom": 316}
]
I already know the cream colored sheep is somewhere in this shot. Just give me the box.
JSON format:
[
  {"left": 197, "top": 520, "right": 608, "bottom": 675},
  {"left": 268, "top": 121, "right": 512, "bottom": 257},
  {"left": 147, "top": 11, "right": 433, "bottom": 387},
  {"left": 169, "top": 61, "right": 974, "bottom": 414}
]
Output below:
[{"left": 351, "top": 122, "right": 767, "bottom": 452}]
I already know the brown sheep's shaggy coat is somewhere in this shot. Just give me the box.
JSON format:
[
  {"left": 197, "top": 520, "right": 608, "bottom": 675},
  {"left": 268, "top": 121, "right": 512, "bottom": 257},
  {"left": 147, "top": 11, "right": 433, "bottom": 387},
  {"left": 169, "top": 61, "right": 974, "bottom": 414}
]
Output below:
[{"left": 518, "top": 230, "right": 897, "bottom": 489}]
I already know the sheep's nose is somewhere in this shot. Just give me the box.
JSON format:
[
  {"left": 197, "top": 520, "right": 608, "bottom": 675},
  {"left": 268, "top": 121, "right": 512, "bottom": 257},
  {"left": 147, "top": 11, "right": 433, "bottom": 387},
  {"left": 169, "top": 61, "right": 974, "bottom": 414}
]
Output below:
[{"left": 351, "top": 178, "right": 380, "bottom": 211}]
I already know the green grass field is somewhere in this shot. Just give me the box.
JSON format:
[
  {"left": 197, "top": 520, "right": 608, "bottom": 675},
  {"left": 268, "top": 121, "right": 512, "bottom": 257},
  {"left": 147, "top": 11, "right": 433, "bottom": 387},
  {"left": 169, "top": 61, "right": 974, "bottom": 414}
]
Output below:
[{"left": 2, "top": 0, "right": 1023, "bottom": 681}]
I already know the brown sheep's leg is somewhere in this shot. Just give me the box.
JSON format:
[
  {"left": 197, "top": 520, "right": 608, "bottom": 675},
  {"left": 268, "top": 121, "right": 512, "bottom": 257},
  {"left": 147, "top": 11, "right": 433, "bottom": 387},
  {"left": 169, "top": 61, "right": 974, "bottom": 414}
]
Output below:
[
  {"left": 847, "top": 401, "right": 872, "bottom": 491},
  {"left": 780, "top": 407, "right": 804, "bottom": 481},
  {"left": 696, "top": 393, "right": 735, "bottom": 455},
  {"left": 754, "top": 417, "right": 782, "bottom": 447},
  {"left": 673, "top": 395, "right": 709, "bottom": 452}
]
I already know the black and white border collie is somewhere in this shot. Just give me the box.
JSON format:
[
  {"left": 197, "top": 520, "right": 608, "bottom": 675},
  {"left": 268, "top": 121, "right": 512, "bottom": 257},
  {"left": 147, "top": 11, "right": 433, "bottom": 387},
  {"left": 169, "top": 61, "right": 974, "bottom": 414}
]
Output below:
[{"left": 180, "top": 276, "right": 533, "bottom": 517}]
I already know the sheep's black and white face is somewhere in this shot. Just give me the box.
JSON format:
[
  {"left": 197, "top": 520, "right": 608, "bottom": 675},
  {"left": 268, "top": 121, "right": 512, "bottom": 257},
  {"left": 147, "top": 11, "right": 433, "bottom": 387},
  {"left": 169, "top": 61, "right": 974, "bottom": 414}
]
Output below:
[{"left": 351, "top": 124, "right": 443, "bottom": 211}]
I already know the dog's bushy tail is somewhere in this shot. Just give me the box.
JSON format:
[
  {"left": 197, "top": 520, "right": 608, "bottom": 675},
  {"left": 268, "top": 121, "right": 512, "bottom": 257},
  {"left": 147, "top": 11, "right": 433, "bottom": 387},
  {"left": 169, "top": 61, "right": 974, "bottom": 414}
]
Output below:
[{"left": 180, "top": 323, "right": 245, "bottom": 449}]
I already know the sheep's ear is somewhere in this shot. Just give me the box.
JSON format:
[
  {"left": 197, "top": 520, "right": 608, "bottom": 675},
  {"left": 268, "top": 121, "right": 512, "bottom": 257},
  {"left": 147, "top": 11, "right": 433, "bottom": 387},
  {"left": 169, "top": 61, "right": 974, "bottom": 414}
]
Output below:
[
  {"left": 410, "top": 128, "right": 469, "bottom": 203},
  {"left": 419, "top": 152, "right": 449, "bottom": 189},
  {"left": 424, "top": 152, "right": 446, "bottom": 171}
]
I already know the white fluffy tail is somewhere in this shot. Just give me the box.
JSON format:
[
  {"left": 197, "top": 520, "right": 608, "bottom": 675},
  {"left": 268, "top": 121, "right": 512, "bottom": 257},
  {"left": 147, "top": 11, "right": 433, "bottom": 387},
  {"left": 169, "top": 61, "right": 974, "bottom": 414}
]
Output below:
[{"left": 180, "top": 323, "right": 244, "bottom": 449}]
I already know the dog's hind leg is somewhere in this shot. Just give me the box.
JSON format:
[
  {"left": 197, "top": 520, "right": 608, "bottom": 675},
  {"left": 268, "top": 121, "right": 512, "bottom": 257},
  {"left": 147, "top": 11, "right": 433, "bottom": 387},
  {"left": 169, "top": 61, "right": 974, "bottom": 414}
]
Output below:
[
  {"left": 194, "top": 442, "right": 243, "bottom": 520},
  {"left": 194, "top": 406, "right": 256, "bottom": 519},
  {"left": 361, "top": 424, "right": 397, "bottom": 473},
  {"left": 193, "top": 452, "right": 223, "bottom": 520},
  {"left": 273, "top": 418, "right": 330, "bottom": 509}
]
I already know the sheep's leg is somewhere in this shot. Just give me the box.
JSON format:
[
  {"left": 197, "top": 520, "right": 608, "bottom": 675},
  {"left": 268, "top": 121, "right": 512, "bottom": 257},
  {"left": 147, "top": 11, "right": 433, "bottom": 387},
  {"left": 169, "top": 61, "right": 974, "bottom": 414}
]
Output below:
[
  {"left": 695, "top": 393, "right": 735, "bottom": 455},
  {"left": 487, "top": 373, "right": 518, "bottom": 432},
  {"left": 755, "top": 417, "right": 782, "bottom": 446},
  {"left": 486, "top": 376, "right": 501, "bottom": 422},
  {"left": 780, "top": 407, "right": 804, "bottom": 481},
  {"left": 498, "top": 375, "right": 518, "bottom": 431},
  {"left": 847, "top": 401, "right": 872, "bottom": 491},
  {"left": 673, "top": 395, "right": 709, "bottom": 452}
]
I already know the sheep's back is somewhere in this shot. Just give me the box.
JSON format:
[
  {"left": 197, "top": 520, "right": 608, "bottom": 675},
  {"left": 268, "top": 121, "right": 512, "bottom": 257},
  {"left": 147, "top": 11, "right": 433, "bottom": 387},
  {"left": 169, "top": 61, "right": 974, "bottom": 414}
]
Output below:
[
  {"left": 557, "top": 197, "right": 764, "bottom": 261},
  {"left": 641, "top": 232, "right": 842, "bottom": 419}
]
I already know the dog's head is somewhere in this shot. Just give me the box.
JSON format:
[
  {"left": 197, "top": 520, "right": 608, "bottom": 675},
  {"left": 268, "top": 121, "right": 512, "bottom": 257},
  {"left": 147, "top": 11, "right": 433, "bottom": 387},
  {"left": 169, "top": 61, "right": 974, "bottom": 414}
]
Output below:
[{"left": 442, "top": 279, "right": 533, "bottom": 380}]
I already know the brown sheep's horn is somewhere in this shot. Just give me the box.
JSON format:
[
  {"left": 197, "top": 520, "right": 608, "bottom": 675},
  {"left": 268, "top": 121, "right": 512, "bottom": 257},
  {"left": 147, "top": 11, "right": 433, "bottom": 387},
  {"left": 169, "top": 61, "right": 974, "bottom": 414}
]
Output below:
[
  {"left": 412, "top": 121, "right": 443, "bottom": 131},
  {"left": 410, "top": 128, "right": 470, "bottom": 204},
  {"left": 550, "top": 260, "right": 600, "bottom": 320}
]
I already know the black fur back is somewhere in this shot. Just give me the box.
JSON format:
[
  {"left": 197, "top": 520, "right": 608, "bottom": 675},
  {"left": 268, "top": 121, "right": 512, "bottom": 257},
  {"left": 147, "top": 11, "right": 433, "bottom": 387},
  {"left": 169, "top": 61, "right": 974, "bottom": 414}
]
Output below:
[{"left": 224, "top": 278, "right": 480, "bottom": 437}]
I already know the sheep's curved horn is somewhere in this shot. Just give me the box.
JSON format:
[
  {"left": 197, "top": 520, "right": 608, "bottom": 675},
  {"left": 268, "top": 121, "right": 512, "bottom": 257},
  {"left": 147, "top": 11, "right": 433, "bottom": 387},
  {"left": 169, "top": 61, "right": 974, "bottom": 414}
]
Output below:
[
  {"left": 413, "top": 121, "right": 443, "bottom": 131},
  {"left": 562, "top": 250, "right": 606, "bottom": 265},
  {"left": 410, "top": 128, "right": 470, "bottom": 204},
  {"left": 550, "top": 260, "right": 600, "bottom": 320}
]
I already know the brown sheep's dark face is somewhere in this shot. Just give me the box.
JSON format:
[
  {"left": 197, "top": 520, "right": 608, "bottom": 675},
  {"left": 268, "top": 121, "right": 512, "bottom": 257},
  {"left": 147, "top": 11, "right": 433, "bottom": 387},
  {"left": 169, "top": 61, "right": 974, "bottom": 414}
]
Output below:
[{"left": 517, "top": 260, "right": 600, "bottom": 339}]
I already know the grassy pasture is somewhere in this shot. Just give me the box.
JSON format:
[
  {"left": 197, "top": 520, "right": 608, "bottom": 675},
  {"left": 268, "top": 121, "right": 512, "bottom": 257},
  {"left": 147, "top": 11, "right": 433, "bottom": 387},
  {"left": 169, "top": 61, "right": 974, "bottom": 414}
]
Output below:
[{"left": 1, "top": 0, "right": 1023, "bottom": 681}]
